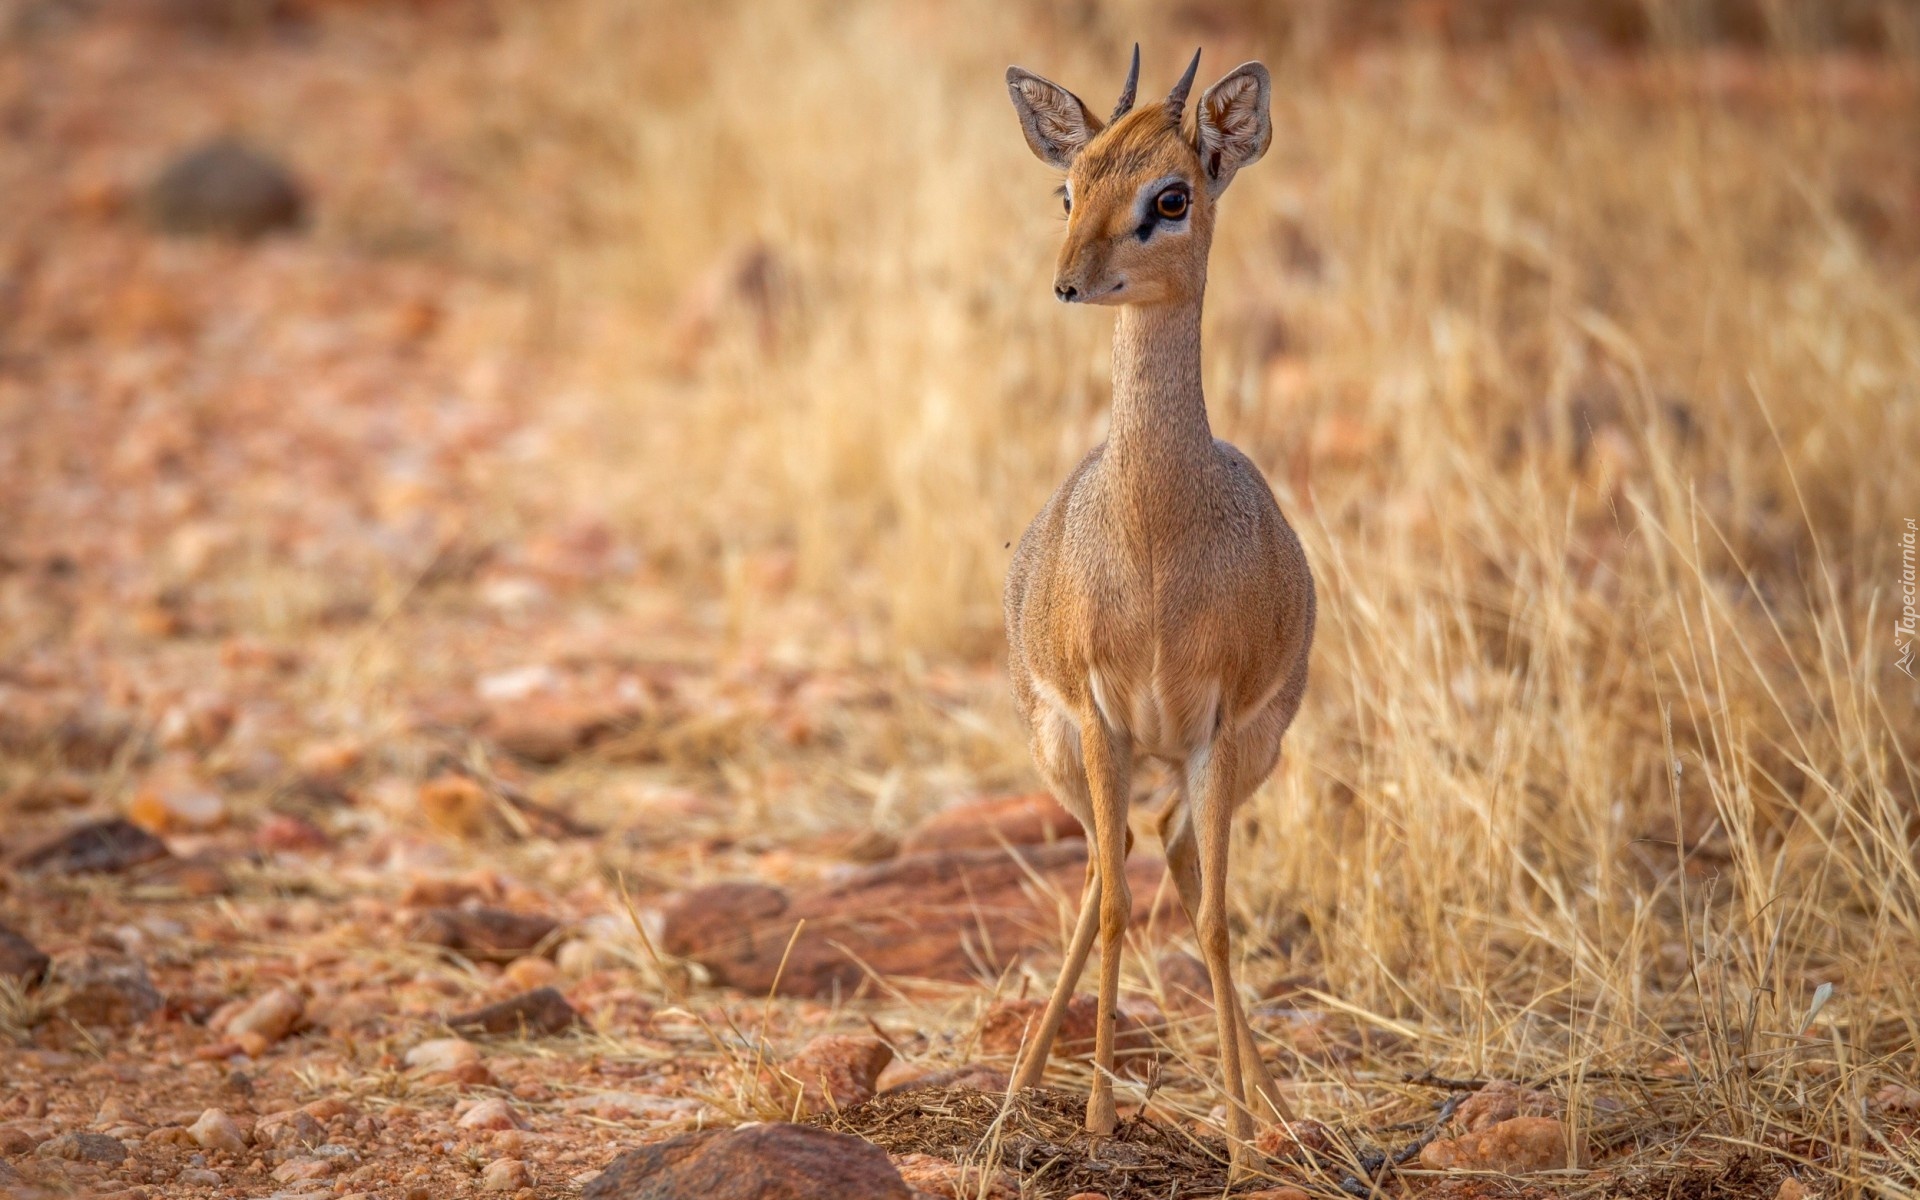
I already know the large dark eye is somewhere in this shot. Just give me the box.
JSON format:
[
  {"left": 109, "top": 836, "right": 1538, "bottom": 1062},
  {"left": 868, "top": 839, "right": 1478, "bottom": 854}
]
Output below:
[
  {"left": 1062, "top": 194, "right": 1072, "bottom": 214},
  {"left": 1155, "top": 188, "right": 1189, "bottom": 220}
]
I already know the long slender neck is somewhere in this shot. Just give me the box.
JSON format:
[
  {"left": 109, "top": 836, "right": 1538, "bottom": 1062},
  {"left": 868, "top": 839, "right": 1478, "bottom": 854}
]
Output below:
[{"left": 1107, "top": 298, "right": 1212, "bottom": 470}]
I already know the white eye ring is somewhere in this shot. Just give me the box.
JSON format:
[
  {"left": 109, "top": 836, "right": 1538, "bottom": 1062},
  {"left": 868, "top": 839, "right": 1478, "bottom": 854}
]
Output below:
[{"left": 1132, "top": 174, "right": 1193, "bottom": 231}]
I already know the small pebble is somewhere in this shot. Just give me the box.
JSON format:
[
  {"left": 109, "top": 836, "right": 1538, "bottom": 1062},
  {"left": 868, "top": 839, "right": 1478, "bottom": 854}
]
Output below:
[
  {"left": 189, "top": 1108, "right": 247, "bottom": 1155},
  {"left": 481, "top": 1158, "right": 531, "bottom": 1191},
  {"left": 404, "top": 1037, "right": 480, "bottom": 1073},
  {"left": 489, "top": 1129, "right": 532, "bottom": 1154},
  {"left": 502, "top": 956, "right": 557, "bottom": 991},
  {"left": 457, "top": 1100, "right": 528, "bottom": 1132},
  {"left": 227, "top": 988, "right": 304, "bottom": 1044}
]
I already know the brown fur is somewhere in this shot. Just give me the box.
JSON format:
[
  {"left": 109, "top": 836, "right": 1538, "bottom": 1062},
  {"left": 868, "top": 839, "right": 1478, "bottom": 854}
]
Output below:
[{"left": 1002, "top": 55, "right": 1312, "bottom": 1168}]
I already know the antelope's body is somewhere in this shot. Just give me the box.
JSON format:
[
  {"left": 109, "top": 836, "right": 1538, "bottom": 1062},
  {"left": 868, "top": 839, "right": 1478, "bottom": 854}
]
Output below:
[{"left": 1001, "top": 48, "right": 1315, "bottom": 1165}]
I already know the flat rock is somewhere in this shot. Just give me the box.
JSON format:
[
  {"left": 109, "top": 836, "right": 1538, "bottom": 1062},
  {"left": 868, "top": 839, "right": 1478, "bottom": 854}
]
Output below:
[
  {"left": 584, "top": 1123, "right": 910, "bottom": 1200},
  {"left": 16, "top": 817, "right": 170, "bottom": 875},
  {"left": 658, "top": 881, "right": 789, "bottom": 962},
  {"left": 660, "top": 842, "right": 1177, "bottom": 997},
  {"left": 447, "top": 986, "right": 579, "bottom": 1037},
  {"left": 0, "top": 923, "right": 50, "bottom": 984},
  {"left": 52, "top": 952, "right": 163, "bottom": 1027},
  {"left": 897, "top": 793, "right": 1078, "bottom": 857},
  {"left": 1419, "top": 1116, "right": 1574, "bottom": 1174},
  {"left": 146, "top": 138, "right": 305, "bottom": 239},
  {"left": 1455, "top": 1080, "right": 1561, "bottom": 1132},
  {"left": 409, "top": 907, "right": 560, "bottom": 961},
  {"left": 35, "top": 1130, "right": 128, "bottom": 1163}
]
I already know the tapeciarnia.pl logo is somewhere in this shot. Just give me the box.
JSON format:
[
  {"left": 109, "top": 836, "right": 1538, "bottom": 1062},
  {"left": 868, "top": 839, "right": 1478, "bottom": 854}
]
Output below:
[{"left": 1899, "top": 517, "right": 1917, "bottom": 679}]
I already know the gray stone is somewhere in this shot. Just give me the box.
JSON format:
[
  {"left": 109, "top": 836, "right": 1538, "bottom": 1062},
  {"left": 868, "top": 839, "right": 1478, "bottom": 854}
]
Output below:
[
  {"left": 446, "top": 986, "right": 578, "bottom": 1037},
  {"left": 52, "top": 953, "right": 163, "bottom": 1028},
  {"left": 146, "top": 138, "right": 305, "bottom": 239},
  {"left": 35, "top": 1130, "right": 128, "bottom": 1163}
]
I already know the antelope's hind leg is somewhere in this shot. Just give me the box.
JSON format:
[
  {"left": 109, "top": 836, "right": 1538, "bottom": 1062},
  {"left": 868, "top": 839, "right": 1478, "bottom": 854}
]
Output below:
[
  {"left": 1159, "top": 797, "right": 1293, "bottom": 1128},
  {"left": 1180, "top": 739, "right": 1278, "bottom": 1172}
]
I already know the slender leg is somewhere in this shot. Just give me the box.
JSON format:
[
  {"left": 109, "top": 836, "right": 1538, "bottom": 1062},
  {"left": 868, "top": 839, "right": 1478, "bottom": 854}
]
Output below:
[
  {"left": 1159, "top": 800, "right": 1293, "bottom": 1125},
  {"left": 1010, "top": 861, "right": 1100, "bottom": 1090},
  {"left": 1079, "top": 711, "right": 1132, "bottom": 1135},
  {"left": 1189, "top": 741, "right": 1254, "bottom": 1172}
]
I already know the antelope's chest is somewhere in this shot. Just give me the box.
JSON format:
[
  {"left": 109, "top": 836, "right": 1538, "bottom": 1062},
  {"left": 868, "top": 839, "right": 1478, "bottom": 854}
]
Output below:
[{"left": 1074, "top": 574, "right": 1239, "bottom": 758}]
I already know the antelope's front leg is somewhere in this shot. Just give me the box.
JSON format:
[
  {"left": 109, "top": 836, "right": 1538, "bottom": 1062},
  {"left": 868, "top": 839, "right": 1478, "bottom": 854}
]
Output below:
[
  {"left": 1010, "top": 860, "right": 1100, "bottom": 1091},
  {"left": 1078, "top": 710, "right": 1132, "bottom": 1135}
]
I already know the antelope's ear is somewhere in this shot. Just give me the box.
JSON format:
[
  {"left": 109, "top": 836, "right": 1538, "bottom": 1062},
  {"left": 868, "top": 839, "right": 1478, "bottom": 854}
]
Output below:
[
  {"left": 1193, "top": 62, "right": 1271, "bottom": 195},
  {"left": 1006, "top": 67, "right": 1101, "bottom": 170}
]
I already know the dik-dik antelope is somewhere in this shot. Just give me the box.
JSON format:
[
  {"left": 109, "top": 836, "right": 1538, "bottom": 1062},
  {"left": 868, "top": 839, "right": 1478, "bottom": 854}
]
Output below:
[{"left": 1001, "top": 48, "right": 1315, "bottom": 1162}]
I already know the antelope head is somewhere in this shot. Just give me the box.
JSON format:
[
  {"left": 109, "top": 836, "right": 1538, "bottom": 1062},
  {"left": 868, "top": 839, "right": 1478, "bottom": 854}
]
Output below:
[{"left": 1006, "top": 47, "right": 1272, "bottom": 307}]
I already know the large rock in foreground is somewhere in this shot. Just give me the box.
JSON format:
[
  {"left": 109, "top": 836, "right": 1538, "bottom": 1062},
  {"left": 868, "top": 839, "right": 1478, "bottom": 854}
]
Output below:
[
  {"left": 584, "top": 1123, "right": 910, "bottom": 1200},
  {"left": 659, "top": 841, "right": 1177, "bottom": 997}
]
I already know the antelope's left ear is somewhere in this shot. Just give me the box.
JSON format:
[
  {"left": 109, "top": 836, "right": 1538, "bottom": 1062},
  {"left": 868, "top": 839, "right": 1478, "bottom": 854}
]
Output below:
[{"left": 1193, "top": 62, "right": 1272, "bottom": 195}]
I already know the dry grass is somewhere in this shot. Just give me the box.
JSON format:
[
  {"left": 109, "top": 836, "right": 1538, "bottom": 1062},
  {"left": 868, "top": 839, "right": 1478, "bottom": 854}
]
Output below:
[{"left": 4, "top": 0, "right": 1918, "bottom": 1195}]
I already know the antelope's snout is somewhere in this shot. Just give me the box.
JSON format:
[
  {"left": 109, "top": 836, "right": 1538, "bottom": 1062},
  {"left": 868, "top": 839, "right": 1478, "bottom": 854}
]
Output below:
[{"left": 1052, "top": 232, "right": 1126, "bottom": 305}]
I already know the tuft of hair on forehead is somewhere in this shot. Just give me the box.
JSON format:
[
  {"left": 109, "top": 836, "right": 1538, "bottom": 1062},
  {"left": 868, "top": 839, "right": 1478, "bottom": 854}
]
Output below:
[{"left": 1075, "top": 102, "right": 1198, "bottom": 183}]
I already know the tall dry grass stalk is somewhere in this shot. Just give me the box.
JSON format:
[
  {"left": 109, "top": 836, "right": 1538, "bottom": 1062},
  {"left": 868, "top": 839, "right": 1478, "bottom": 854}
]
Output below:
[{"left": 420, "top": 0, "right": 1919, "bottom": 1184}]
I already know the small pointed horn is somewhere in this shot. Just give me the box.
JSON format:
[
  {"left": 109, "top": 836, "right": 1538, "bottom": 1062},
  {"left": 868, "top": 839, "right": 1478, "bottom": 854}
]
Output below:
[
  {"left": 1165, "top": 47, "right": 1201, "bottom": 125},
  {"left": 1109, "top": 43, "right": 1140, "bottom": 124}
]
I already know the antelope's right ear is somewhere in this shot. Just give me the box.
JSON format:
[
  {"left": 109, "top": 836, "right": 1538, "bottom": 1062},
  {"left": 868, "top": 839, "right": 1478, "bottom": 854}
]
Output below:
[{"left": 1006, "top": 67, "right": 1100, "bottom": 169}]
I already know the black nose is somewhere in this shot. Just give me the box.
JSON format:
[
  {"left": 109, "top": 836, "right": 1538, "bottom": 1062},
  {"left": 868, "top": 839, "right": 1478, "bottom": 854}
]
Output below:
[{"left": 1055, "top": 284, "right": 1078, "bottom": 302}]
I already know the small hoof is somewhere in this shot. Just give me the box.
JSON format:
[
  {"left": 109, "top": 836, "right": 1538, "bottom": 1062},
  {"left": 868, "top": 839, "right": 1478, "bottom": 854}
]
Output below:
[
  {"left": 1085, "top": 1093, "right": 1118, "bottom": 1135},
  {"left": 1009, "top": 1057, "right": 1046, "bottom": 1092},
  {"left": 1225, "top": 1143, "right": 1254, "bottom": 1183}
]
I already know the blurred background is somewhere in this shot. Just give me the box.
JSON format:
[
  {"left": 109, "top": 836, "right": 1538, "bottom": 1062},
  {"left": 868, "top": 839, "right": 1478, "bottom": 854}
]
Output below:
[{"left": 1, "top": 0, "right": 1919, "bottom": 1184}]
